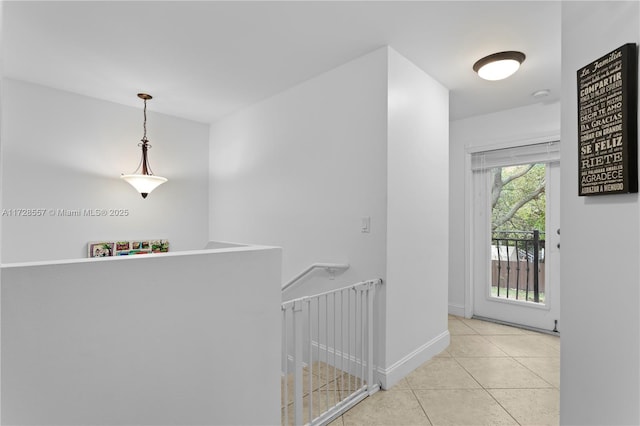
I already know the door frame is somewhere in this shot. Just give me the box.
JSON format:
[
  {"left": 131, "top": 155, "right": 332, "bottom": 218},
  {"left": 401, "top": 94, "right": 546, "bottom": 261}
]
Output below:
[{"left": 464, "top": 133, "right": 560, "bottom": 319}]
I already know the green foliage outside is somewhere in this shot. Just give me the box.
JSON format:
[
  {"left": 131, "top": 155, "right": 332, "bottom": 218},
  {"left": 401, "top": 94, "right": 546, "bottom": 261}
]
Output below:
[
  {"left": 491, "top": 163, "right": 546, "bottom": 238},
  {"left": 491, "top": 163, "right": 546, "bottom": 304},
  {"left": 490, "top": 285, "right": 545, "bottom": 303}
]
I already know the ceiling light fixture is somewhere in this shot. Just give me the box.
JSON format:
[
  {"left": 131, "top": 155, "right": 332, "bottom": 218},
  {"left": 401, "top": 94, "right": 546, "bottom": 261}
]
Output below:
[
  {"left": 121, "top": 93, "right": 168, "bottom": 198},
  {"left": 532, "top": 89, "right": 550, "bottom": 99},
  {"left": 473, "top": 51, "right": 526, "bottom": 81}
]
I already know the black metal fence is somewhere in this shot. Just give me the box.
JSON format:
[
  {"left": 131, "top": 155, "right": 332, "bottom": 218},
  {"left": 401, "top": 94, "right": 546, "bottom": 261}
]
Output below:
[{"left": 491, "top": 230, "right": 545, "bottom": 303}]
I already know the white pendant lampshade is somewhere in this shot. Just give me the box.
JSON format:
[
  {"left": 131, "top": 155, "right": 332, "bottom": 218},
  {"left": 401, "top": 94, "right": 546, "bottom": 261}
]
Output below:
[
  {"left": 473, "top": 51, "right": 526, "bottom": 81},
  {"left": 121, "top": 174, "right": 168, "bottom": 198},
  {"left": 121, "top": 93, "right": 168, "bottom": 198}
]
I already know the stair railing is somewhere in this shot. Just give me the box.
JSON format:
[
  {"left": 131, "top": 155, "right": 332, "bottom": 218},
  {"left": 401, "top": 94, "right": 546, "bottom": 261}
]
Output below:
[
  {"left": 281, "top": 278, "right": 382, "bottom": 425},
  {"left": 281, "top": 263, "right": 350, "bottom": 293}
]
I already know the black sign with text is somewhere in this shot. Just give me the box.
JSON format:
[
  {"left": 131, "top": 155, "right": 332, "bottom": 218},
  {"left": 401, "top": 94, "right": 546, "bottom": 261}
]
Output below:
[{"left": 577, "top": 43, "right": 638, "bottom": 196}]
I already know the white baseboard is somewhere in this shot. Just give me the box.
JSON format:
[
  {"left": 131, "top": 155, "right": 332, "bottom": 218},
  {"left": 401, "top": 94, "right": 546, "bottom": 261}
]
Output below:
[
  {"left": 376, "top": 330, "right": 450, "bottom": 390},
  {"left": 448, "top": 303, "right": 466, "bottom": 317}
]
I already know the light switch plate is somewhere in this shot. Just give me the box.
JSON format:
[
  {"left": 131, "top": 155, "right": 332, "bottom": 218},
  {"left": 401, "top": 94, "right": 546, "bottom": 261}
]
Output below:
[{"left": 361, "top": 216, "right": 371, "bottom": 233}]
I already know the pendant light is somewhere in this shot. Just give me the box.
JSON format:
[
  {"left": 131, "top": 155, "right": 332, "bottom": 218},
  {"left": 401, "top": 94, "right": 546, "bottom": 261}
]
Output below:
[
  {"left": 473, "top": 51, "right": 526, "bottom": 81},
  {"left": 121, "top": 93, "right": 168, "bottom": 198}
]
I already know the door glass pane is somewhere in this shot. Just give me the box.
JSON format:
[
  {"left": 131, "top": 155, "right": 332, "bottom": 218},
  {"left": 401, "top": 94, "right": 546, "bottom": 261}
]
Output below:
[{"left": 490, "top": 163, "right": 546, "bottom": 304}]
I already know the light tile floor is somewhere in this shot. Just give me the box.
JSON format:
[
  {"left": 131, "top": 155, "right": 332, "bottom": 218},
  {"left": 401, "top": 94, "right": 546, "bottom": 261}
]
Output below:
[{"left": 330, "top": 315, "right": 560, "bottom": 426}]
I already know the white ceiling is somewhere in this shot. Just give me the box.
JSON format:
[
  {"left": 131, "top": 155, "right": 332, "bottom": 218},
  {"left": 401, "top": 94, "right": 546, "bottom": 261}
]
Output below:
[{"left": 2, "top": 1, "right": 561, "bottom": 124}]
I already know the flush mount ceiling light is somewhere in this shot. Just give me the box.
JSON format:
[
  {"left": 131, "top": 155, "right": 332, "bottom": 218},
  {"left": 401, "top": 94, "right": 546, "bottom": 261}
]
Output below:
[
  {"left": 121, "top": 93, "right": 168, "bottom": 198},
  {"left": 473, "top": 51, "right": 526, "bottom": 81},
  {"left": 532, "top": 89, "right": 551, "bottom": 99}
]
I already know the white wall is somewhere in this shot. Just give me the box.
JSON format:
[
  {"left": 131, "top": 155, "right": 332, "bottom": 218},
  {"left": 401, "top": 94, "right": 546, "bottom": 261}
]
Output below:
[
  {"left": 0, "top": 4, "right": 5, "bottom": 422},
  {"left": 560, "top": 2, "right": 640, "bottom": 424},
  {"left": 1, "top": 79, "right": 210, "bottom": 263},
  {"left": 1, "top": 246, "right": 282, "bottom": 425},
  {"left": 383, "top": 49, "right": 449, "bottom": 385},
  {"left": 448, "top": 102, "right": 560, "bottom": 315},
  {"left": 210, "top": 47, "right": 449, "bottom": 388},
  {"left": 210, "top": 48, "right": 389, "bottom": 290}
]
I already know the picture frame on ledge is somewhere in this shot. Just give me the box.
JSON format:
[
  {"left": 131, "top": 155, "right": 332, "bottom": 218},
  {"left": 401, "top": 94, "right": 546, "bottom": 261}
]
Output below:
[{"left": 88, "top": 239, "right": 169, "bottom": 257}]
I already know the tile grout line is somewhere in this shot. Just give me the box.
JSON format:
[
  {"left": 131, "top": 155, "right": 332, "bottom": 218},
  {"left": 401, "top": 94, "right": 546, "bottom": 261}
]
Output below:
[
  {"left": 453, "top": 347, "right": 524, "bottom": 425},
  {"left": 511, "top": 356, "right": 559, "bottom": 390},
  {"left": 410, "top": 388, "right": 435, "bottom": 426},
  {"left": 453, "top": 318, "right": 561, "bottom": 424},
  {"left": 450, "top": 331, "right": 526, "bottom": 425}
]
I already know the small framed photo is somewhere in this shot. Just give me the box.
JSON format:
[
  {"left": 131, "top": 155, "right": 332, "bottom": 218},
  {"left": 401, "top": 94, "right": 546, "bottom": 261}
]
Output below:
[
  {"left": 88, "top": 242, "right": 114, "bottom": 257},
  {"left": 116, "top": 241, "right": 130, "bottom": 251},
  {"left": 151, "top": 240, "right": 169, "bottom": 253}
]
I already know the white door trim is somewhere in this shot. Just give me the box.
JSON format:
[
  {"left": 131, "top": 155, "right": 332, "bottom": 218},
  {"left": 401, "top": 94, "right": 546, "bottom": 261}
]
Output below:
[{"left": 463, "top": 133, "right": 560, "bottom": 319}]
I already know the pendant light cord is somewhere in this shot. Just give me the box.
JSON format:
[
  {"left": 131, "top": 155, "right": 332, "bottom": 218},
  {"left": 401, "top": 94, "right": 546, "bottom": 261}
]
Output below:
[
  {"left": 136, "top": 95, "right": 154, "bottom": 175},
  {"left": 141, "top": 97, "right": 149, "bottom": 145}
]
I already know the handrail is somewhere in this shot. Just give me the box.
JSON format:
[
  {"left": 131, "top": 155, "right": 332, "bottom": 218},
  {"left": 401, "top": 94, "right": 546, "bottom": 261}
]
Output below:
[{"left": 281, "top": 263, "right": 349, "bottom": 292}]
